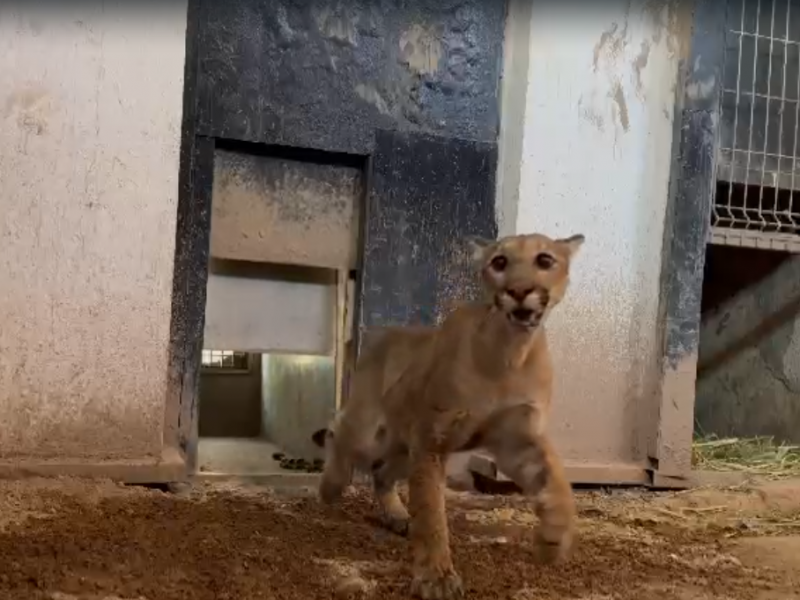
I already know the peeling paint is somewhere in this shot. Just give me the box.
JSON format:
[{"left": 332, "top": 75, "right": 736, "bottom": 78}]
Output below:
[
  {"left": 354, "top": 83, "right": 391, "bottom": 116},
  {"left": 643, "top": 0, "right": 687, "bottom": 60},
  {"left": 399, "top": 23, "right": 442, "bottom": 75},
  {"left": 581, "top": 105, "right": 606, "bottom": 132},
  {"left": 611, "top": 81, "right": 630, "bottom": 132},
  {"left": 686, "top": 75, "right": 716, "bottom": 101},
  {"left": 585, "top": 6, "right": 637, "bottom": 137},
  {"left": 593, "top": 19, "right": 630, "bottom": 72},
  {"left": 642, "top": 0, "right": 668, "bottom": 46},
  {"left": 632, "top": 40, "right": 651, "bottom": 98},
  {"left": 593, "top": 23, "right": 620, "bottom": 72},
  {"left": 314, "top": 5, "right": 358, "bottom": 46}
]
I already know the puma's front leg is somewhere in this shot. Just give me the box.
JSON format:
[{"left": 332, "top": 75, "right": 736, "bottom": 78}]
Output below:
[
  {"left": 318, "top": 437, "right": 353, "bottom": 504},
  {"left": 487, "top": 405, "right": 576, "bottom": 564},
  {"left": 524, "top": 434, "right": 576, "bottom": 563},
  {"left": 318, "top": 423, "right": 358, "bottom": 504},
  {"left": 408, "top": 449, "right": 463, "bottom": 600},
  {"left": 372, "top": 451, "right": 411, "bottom": 536}
]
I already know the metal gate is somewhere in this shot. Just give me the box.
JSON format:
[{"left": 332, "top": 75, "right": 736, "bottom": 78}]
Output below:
[{"left": 714, "top": 0, "right": 800, "bottom": 251}]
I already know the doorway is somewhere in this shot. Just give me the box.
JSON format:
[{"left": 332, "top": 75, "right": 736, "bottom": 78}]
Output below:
[
  {"left": 197, "top": 259, "right": 351, "bottom": 477},
  {"left": 193, "top": 143, "right": 361, "bottom": 478},
  {"left": 197, "top": 349, "right": 338, "bottom": 476}
]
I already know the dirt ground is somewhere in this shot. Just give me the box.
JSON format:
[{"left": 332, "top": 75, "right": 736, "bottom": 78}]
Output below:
[{"left": 1, "top": 477, "right": 799, "bottom": 600}]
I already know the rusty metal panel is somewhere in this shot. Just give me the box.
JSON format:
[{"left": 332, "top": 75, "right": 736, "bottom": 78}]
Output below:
[{"left": 210, "top": 150, "right": 362, "bottom": 270}]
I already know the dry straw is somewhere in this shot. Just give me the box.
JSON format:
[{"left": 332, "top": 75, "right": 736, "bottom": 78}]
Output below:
[{"left": 692, "top": 435, "right": 800, "bottom": 479}]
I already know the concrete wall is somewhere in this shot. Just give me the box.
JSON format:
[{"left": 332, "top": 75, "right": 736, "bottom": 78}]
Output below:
[
  {"left": 499, "top": 0, "right": 687, "bottom": 472},
  {"left": 199, "top": 354, "right": 263, "bottom": 439},
  {"left": 0, "top": 5, "right": 187, "bottom": 461},
  {"left": 696, "top": 255, "right": 800, "bottom": 444}
]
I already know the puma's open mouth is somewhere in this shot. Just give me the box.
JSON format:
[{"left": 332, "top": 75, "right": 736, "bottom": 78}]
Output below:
[{"left": 508, "top": 308, "right": 541, "bottom": 329}]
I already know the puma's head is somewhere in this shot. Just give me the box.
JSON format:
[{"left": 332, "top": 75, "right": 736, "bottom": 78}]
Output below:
[{"left": 468, "top": 232, "right": 585, "bottom": 331}]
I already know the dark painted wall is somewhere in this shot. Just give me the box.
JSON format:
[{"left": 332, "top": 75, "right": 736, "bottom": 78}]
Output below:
[
  {"left": 196, "top": 0, "right": 506, "bottom": 152},
  {"left": 658, "top": 0, "right": 723, "bottom": 373},
  {"left": 358, "top": 129, "right": 498, "bottom": 339}
]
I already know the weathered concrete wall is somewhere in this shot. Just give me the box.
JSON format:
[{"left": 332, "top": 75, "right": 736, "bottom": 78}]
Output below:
[
  {"left": 210, "top": 151, "right": 362, "bottom": 271},
  {"left": 0, "top": 6, "right": 187, "bottom": 460},
  {"left": 696, "top": 256, "right": 800, "bottom": 443},
  {"left": 503, "top": 0, "right": 686, "bottom": 469}
]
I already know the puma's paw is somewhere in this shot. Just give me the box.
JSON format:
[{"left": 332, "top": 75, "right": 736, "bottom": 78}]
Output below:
[
  {"left": 318, "top": 478, "right": 345, "bottom": 505},
  {"left": 383, "top": 514, "right": 410, "bottom": 537},
  {"left": 410, "top": 568, "right": 464, "bottom": 600},
  {"left": 533, "top": 524, "right": 574, "bottom": 564}
]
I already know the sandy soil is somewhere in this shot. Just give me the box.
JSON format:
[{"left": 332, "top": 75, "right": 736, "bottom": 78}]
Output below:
[{"left": 0, "top": 477, "right": 799, "bottom": 600}]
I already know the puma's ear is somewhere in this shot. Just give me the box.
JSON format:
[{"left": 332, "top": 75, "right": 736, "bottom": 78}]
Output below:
[
  {"left": 466, "top": 236, "right": 496, "bottom": 264},
  {"left": 557, "top": 233, "right": 585, "bottom": 258},
  {"left": 311, "top": 428, "right": 329, "bottom": 448}
]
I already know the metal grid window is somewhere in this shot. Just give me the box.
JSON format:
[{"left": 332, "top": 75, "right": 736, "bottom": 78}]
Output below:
[
  {"left": 715, "top": 0, "right": 800, "bottom": 251},
  {"left": 201, "top": 350, "right": 250, "bottom": 371}
]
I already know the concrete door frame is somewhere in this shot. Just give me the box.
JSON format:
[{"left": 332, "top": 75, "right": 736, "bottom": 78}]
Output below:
[{"left": 647, "top": 0, "right": 725, "bottom": 487}]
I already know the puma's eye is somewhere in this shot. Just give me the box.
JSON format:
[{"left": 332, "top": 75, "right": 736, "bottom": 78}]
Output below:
[
  {"left": 535, "top": 253, "right": 556, "bottom": 270},
  {"left": 490, "top": 255, "right": 508, "bottom": 272}
]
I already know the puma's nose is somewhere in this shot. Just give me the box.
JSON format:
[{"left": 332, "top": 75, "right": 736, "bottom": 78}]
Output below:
[{"left": 506, "top": 287, "right": 534, "bottom": 302}]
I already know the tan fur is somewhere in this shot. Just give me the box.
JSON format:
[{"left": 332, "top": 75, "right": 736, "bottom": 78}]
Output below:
[
  {"left": 312, "top": 326, "right": 434, "bottom": 533},
  {"left": 312, "top": 232, "right": 585, "bottom": 599}
]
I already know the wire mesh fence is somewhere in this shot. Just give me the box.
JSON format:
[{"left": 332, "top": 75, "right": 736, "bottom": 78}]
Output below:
[{"left": 715, "top": 0, "right": 800, "bottom": 250}]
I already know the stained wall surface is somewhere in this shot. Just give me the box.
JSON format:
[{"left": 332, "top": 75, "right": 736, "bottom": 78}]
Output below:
[
  {"left": 210, "top": 151, "right": 362, "bottom": 271},
  {"left": 0, "top": 6, "right": 188, "bottom": 460},
  {"left": 505, "top": 0, "right": 686, "bottom": 469}
]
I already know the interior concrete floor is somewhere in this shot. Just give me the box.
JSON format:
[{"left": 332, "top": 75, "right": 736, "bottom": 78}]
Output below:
[
  {"left": 196, "top": 437, "right": 478, "bottom": 490},
  {"left": 198, "top": 437, "right": 284, "bottom": 475}
]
